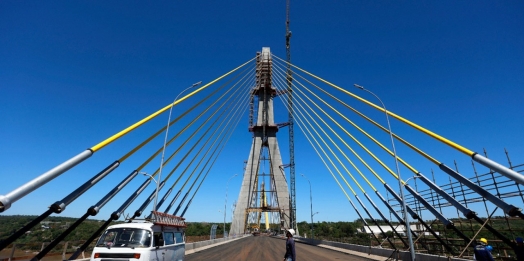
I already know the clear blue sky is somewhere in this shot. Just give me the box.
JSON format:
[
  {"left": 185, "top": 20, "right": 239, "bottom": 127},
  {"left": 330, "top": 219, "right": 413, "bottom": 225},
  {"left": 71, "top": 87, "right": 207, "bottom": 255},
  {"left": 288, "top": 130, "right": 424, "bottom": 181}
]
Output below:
[{"left": 1, "top": 1, "right": 523, "bottom": 224}]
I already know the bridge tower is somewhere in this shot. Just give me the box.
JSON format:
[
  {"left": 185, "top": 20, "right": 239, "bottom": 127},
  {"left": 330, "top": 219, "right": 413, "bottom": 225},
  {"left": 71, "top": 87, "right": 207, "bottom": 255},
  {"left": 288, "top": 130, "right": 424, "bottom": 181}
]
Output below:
[{"left": 230, "top": 48, "right": 291, "bottom": 235}]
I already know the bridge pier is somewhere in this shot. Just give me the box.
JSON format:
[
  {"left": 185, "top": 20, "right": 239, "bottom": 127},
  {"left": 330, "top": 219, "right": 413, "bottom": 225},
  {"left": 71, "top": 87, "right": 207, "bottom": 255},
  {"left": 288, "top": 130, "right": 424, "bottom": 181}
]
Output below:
[{"left": 230, "top": 47, "right": 291, "bottom": 235}]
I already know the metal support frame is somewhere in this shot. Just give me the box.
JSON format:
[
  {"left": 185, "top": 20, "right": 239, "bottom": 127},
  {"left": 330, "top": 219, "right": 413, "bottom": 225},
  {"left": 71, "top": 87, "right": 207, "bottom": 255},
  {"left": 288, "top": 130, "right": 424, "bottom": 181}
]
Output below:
[{"left": 398, "top": 149, "right": 524, "bottom": 257}]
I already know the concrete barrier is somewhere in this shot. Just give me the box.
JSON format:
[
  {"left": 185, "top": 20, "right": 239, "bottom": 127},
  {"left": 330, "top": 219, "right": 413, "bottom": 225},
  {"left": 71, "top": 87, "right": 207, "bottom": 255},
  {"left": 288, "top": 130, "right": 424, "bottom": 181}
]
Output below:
[
  {"left": 295, "top": 237, "right": 470, "bottom": 261},
  {"left": 185, "top": 234, "right": 249, "bottom": 252}
]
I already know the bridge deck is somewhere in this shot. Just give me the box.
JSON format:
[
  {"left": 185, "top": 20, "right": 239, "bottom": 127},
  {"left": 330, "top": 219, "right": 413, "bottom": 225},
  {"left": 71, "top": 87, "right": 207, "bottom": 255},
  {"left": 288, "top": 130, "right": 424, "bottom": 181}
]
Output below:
[{"left": 186, "top": 235, "right": 379, "bottom": 261}]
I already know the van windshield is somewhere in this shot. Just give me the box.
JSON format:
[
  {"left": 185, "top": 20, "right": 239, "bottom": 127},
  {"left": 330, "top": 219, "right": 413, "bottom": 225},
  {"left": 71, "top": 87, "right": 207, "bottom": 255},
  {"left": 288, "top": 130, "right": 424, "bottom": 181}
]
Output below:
[{"left": 96, "top": 228, "right": 152, "bottom": 248}]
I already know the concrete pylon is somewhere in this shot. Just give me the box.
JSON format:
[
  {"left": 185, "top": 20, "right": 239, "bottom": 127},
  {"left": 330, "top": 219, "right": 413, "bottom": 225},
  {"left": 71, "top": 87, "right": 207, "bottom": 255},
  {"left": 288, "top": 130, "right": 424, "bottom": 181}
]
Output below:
[{"left": 230, "top": 48, "right": 290, "bottom": 235}]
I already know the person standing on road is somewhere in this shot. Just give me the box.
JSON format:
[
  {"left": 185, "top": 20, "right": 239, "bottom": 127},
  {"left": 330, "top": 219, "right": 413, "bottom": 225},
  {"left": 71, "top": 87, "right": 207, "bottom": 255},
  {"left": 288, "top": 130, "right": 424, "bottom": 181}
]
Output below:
[
  {"left": 283, "top": 229, "right": 296, "bottom": 261},
  {"left": 473, "top": 238, "right": 495, "bottom": 261},
  {"left": 515, "top": 237, "right": 524, "bottom": 261}
]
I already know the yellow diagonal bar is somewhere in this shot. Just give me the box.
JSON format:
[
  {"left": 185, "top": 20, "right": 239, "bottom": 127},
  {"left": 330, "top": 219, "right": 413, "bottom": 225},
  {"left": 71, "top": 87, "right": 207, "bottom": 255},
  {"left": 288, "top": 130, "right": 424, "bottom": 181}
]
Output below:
[
  {"left": 272, "top": 58, "right": 406, "bottom": 179},
  {"left": 293, "top": 91, "right": 365, "bottom": 193},
  {"left": 305, "top": 129, "right": 353, "bottom": 201},
  {"left": 297, "top": 104, "right": 358, "bottom": 195},
  {"left": 274, "top": 65, "right": 376, "bottom": 191},
  {"left": 290, "top": 100, "right": 353, "bottom": 201},
  {"left": 304, "top": 78, "right": 440, "bottom": 166},
  {"left": 273, "top": 60, "right": 422, "bottom": 183},
  {"left": 272, "top": 69, "right": 358, "bottom": 195},
  {"left": 118, "top": 67, "right": 245, "bottom": 163},
  {"left": 90, "top": 57, "right": 255, "bottom": 152},
  {"left": 291, "top": 71, "right": 443, "bottom": 178},
  {"left": 167, "top": 81, "right": 251, "bottom": 187},
  {"left": 273, "top": 55, "right": 474, "bottom": 156},
  {"left": 161, "top": 71, "right": 254, "bottom": 182},
  {"left": 271, "top": 63, "right": 392, "bottom": 183},
  {"left": 289, "top": 78, "right": 379, "bottom": 191}
]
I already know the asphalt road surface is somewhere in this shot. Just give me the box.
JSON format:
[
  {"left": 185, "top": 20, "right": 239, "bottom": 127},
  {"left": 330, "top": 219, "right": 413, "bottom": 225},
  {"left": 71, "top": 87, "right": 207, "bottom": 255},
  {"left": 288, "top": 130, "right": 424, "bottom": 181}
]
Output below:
[{"left": 185, "top": 236, "right": 372, "bottom": 261}]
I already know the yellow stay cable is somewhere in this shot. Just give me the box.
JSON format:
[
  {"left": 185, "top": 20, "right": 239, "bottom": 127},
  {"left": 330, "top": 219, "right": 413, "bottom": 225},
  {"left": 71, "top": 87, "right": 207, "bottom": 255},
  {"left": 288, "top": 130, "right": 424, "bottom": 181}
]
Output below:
[
  {"left": 274, "top": 67, "right": 381, "bottom": 190},
  {"left": 272, "top": 60, "right": 400, "bottom": 181},
  {"left": 273, "top": 70, "right": 358, "bottom": 195},
  {"left": 272, "top": 59, "right": 404, "bottom": 179},
  {"left": 157, "top": 67, "right": 254, "bottom": 183},
  {"left": 164, "top": 78, "right": 252, "bottom": 189},
  {"left": 180, "top": 90, "right": 251, "bottom": 194},
  {"left": 118, "top": 65, "right": 249, "bottom": 163},
  {"left": 302, "top": 75, "right": 439, "bottom": 166},
  {"left": 274, "top": 67, "right": 374, "bottom": 192},
  {"left": 288, "top": 98, "right": 357, "bottom": 197},
  {"left": 135, "top": 65, "right": 255, "bottom": 176},
  {"left": 283, "top": 64, "right": 456, "bottom": 181},
  {"left": 275, "top": 70, "right": 377, "bottom": 227},
  {"left": 272, "top": 55, "right": 473, "bottom": 156},
  {"left": 184, "top": 97, "right": 252, "bottom": 214},
  {"left": 90, "top": 57, "right": 255, "bottom": 152},
  {"left": 272, "top": 58, "right": 421, "bottom": 182}
]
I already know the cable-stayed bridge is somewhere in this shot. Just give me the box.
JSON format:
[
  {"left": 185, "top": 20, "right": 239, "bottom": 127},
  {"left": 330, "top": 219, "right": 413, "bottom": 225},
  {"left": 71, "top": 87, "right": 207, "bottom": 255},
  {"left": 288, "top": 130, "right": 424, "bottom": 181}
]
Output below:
[{"left": 1, "top": 47, "right": 524, "bottom": 261}]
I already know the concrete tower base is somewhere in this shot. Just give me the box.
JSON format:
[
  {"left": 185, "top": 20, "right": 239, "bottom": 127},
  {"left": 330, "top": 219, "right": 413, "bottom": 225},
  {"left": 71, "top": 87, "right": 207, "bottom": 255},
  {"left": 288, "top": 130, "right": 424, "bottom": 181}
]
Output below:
[{"left": 230, "top": 48, "right": 291, "bottom": 235}]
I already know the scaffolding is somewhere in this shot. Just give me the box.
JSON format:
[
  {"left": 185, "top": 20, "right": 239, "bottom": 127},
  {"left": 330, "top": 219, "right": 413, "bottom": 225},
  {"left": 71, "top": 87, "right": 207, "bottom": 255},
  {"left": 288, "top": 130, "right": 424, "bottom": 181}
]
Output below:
[{"left": 384, "top": 149, "right": 524, "bottom": 258}]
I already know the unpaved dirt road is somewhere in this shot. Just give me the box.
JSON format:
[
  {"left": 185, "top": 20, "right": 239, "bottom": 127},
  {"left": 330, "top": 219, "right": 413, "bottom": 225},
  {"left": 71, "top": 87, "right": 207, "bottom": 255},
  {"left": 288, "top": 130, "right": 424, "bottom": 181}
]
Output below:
[{"left": 186, "top": 236, "right": 372, "bottom": 261}]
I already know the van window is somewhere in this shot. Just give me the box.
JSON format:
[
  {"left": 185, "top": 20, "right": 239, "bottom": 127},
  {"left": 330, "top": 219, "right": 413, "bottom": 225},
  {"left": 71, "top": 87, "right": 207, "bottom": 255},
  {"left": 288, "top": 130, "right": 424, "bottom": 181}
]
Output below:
[
  {"left": 96, "top": 228, "right": 151, "bottom": 248},
  {"left": 174, "top": 232, "right": 184, "bottom": 244},
  {"left": 163, "top": 232, "right": 174, "bottom": 245},
  {"left": 153, "top": 232, "right": 163, "bottom": 247}
]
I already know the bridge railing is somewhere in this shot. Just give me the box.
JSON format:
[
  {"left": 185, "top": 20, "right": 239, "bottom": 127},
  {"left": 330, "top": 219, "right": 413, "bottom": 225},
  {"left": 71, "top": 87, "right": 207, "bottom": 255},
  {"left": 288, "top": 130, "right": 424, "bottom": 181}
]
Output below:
[
  {"left": 0, "top": 240, "right": 95, "bottom": 261},
  {"left": 293, "top": 237, "right": 471, "bottom": 261}
]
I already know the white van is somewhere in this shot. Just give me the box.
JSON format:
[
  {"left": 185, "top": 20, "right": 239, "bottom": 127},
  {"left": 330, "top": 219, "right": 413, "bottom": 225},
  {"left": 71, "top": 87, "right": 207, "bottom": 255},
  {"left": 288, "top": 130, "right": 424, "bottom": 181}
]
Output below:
[{"left": 91, "top": 212, "right": 186, "bottom": 261}]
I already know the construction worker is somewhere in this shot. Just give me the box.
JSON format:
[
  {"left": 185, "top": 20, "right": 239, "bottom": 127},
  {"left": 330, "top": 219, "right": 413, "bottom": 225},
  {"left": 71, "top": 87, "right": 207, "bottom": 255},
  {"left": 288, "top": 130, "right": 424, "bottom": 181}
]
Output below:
[
  {"left": 283, "top": 229, "right": 296, "bottom": 261},
  {"left": 474, "top": 238, "right": 495, "bottom": 261},
  {"left": 515, "top": 237, "right": 524, "bottom": 261}
]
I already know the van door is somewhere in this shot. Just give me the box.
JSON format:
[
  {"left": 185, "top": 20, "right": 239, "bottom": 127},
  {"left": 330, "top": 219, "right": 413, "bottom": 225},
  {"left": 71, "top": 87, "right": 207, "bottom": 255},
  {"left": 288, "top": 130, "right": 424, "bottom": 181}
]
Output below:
[
  {"left": 162, "top": 231, "right": 175, "bottom": 261},
  {"left": 151, "top": 232, "right": 165, "bottom": 261},
  {"left": 173, "top": 231, "right": 185, "bottom": 261}
]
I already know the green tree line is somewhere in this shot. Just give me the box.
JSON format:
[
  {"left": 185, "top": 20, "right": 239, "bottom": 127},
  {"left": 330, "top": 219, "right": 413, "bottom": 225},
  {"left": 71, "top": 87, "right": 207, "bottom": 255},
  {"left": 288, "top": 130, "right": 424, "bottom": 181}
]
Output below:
[
  {"left": 3, "top": 215, "right": 524, "bottom": 253},
  {"left": 0, "top": 215, "right": 234, "bottom": 244}
]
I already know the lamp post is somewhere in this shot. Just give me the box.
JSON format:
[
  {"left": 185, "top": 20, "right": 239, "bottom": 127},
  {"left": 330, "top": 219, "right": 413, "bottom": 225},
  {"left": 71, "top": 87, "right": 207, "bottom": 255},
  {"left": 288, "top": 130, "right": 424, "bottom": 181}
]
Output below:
[
  {"left": 218, "top": 209, "right": 223, "bottom": 234},
  {"left": 312, "top": 211, "right": 319, "bottom": 238},
  {"left": 156, "top": 81, "right": 202, "bottom": 213},
  {"left": 224, "top": 174, "right": 237, "bottom": 237},
  {"left": 140, "top": 172, "right": 158, "bottom": 212},
  {"left": 354, "top": 84, "right": 415, "bottom": 261},
  {"left": 404, "top": 176, "right": 418, "bottom": 184},
  {"left": 301, "top": 174, "right": 315, "bottom": 239}
]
